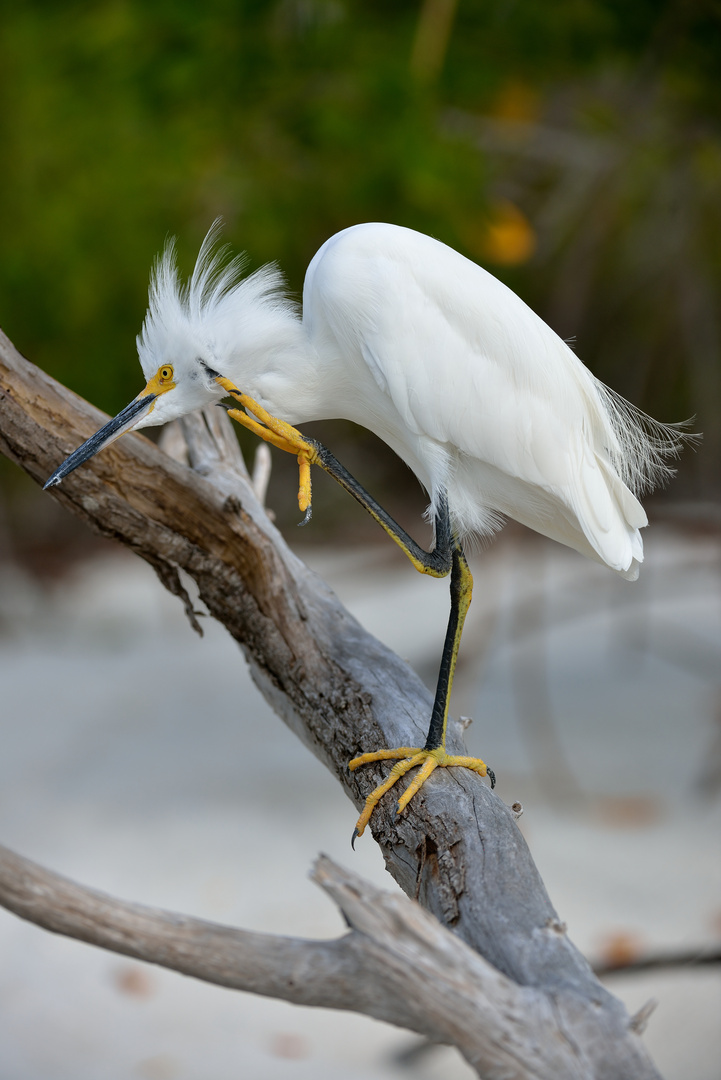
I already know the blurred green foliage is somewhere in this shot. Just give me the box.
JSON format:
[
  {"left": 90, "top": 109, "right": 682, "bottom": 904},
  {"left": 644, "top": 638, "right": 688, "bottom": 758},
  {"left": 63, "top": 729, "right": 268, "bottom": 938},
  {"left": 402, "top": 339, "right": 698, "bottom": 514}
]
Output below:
[{"left": 1, "top": 0, "right": 719, "bottom": 501}]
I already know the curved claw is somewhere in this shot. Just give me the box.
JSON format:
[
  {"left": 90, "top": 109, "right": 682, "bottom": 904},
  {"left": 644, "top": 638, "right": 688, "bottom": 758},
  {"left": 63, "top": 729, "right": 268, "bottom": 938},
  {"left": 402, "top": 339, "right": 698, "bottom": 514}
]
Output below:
[
  {"left": 351, "top": 827, "right": 360, "bottom": 850},
  {"left": 298, "top": 506, "right": 313, "bottom": 527}
]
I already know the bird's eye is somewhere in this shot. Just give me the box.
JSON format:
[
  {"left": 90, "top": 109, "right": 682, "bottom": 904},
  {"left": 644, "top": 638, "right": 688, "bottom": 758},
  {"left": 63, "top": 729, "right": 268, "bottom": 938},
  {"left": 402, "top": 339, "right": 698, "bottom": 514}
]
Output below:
[{"left": 157, "top": 365, "right": 174, "bottom": 382}]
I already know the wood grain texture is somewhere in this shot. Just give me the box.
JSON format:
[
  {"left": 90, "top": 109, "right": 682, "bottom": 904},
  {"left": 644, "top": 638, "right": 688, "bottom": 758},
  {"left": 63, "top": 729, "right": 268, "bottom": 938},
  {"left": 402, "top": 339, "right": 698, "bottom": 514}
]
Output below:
[
  {"left": 0, "top": 328, "right": 661, "bottom": 1078},
  {"left": 0, "top": 844, "right": 599, "bottom": 1079}
]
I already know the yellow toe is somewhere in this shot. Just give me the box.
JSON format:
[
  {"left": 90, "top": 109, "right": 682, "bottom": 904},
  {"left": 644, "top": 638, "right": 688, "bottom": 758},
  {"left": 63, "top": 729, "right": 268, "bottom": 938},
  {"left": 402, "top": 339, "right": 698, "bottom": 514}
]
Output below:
[{"left": 350, "top": 745, "right": 492, "bottom": 841}]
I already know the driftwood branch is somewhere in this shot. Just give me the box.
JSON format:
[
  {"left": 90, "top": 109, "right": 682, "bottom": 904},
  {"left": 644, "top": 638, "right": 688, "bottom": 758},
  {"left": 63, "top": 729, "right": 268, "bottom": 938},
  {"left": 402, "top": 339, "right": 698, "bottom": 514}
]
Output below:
[
  {"left": 0, "top": 328, "right": 662, "bottom": 1079},
  {"left": 0, "top": 843, "right": 607, "bottom": 1079}
]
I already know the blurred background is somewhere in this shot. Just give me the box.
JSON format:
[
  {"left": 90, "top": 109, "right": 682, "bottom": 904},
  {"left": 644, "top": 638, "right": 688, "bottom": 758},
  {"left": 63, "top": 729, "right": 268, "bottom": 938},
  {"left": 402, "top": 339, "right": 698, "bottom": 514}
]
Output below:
[
  {"left": 0, "top": 2, "right": 720, "bottom": 1079},
  {"left": 2, "top": 0, "right": 721, "bottom": 556}
]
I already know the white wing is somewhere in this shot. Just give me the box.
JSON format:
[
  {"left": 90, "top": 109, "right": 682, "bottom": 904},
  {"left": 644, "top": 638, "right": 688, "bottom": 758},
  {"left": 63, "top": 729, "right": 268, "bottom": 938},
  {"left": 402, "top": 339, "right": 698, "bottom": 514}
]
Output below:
[{"left": 304, "top": 223, "right": 682, "bottom": 577}]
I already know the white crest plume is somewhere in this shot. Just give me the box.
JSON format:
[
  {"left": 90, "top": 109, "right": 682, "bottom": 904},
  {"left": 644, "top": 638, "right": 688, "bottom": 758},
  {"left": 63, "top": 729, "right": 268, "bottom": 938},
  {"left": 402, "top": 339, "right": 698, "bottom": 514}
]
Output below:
[{"left": 137, "top": 219, "right": 301, "bottom": 378}]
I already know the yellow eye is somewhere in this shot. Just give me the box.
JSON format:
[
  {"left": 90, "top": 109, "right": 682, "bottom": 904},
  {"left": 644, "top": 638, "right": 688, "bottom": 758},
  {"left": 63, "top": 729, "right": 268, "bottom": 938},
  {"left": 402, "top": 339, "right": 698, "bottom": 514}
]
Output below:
[{"left": 158, "top": 365, "right": 174, "bottom": 382}]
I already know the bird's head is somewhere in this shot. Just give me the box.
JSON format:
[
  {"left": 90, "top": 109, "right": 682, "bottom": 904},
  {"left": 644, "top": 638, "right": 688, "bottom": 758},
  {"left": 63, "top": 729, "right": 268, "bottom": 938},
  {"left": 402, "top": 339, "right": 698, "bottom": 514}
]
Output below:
[{"left": 44, "top": 222, "right": 300, "bottom": 490}]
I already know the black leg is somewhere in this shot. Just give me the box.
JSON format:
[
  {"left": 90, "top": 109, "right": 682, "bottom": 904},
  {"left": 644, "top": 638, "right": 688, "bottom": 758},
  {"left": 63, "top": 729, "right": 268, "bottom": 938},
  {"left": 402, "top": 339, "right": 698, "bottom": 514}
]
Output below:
[
  {"left": 311, "top": 441, "right": 453, "bottom": 579},
  {"left": 424, "top": 541, "right": 472, "bottom": 751}
]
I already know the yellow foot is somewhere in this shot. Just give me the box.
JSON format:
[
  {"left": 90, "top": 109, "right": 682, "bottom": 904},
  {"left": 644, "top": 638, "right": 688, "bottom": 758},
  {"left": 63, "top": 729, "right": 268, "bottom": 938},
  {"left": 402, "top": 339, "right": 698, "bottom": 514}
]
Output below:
[
  {"left": 348, "top": 745, "right": 494, "bottom": 845},
  {"left": 214, "top": 375, "right": 318, "bottom": 517}
]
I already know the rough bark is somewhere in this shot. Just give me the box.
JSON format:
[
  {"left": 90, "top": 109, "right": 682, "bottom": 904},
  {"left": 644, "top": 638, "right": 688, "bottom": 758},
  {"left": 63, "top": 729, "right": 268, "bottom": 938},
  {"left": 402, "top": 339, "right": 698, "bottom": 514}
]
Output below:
[
  {"left": 0, "top": 328, "right": 662, "bottom": 1079},
  {"left": 0, "top": 844, "right": 617, "bottom": 1080}
]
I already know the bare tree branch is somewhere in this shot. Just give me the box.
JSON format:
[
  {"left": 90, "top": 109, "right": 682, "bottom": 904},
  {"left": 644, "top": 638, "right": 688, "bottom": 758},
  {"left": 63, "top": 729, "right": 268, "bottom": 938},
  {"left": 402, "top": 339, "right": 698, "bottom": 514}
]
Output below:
[
  {"left": 0, "top": 843, "right": 607, "bottom": 1079},
  {"left": 595, "top": 947, "right": 721, "bottom": 977},
  {"left": 0, "top": 328, "right": 662, "bottom": 1079}
]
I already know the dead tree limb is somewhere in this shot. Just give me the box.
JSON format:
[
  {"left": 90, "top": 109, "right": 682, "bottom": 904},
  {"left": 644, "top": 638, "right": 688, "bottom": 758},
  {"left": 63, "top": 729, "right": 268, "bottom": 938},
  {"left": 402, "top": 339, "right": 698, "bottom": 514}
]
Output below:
[
  {"left": 0, "top": 844, "right": 607, "bottom": 1080},
  {"left": 0, "top": 328, "right": 662, "bottom": 1079}
]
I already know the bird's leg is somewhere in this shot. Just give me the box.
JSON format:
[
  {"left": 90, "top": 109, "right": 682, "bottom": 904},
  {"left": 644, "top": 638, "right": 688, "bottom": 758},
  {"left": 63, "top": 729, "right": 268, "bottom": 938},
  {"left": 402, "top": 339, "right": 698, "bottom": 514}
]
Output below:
[
  {"left": 423, "top": 542, "right": 473, "bottom": 753},
  {"left": 273, "top": 441, "right": 495, "bottom": 839},
  {"left": 214, "top": 375, "right": 318, "bottom": 516},
  {"left": 308, "top": 443, "right": 453, "bottom": 576},
  {"left": 349, "top": 540, "right": 493, "bottom": 843},
  {"left": 208, "top": 401, "right": 495, "bottom": 834}
]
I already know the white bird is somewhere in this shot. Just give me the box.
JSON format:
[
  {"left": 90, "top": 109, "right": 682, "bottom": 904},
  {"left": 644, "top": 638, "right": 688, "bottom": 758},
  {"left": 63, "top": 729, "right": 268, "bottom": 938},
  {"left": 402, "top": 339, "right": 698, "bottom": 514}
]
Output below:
[{"left": 44, "top": 221, "right": 685, "bottom": 840}]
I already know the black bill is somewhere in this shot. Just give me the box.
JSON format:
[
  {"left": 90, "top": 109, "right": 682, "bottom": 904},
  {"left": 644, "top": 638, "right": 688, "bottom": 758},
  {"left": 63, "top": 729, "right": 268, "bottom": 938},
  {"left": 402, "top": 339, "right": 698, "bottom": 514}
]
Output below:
[{"left": 44, "top": 394, "right": 156, "bottom": 489}]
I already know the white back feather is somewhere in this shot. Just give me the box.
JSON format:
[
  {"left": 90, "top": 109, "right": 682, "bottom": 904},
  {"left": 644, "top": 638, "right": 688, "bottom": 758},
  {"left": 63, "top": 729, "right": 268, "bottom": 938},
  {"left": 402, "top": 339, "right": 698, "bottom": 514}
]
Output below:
[
  {"left": 592, "top": 382, "right": 691, "bottom": 496},
  {"left": 304, "top": 222, "right": 692, "bottom": 575}
]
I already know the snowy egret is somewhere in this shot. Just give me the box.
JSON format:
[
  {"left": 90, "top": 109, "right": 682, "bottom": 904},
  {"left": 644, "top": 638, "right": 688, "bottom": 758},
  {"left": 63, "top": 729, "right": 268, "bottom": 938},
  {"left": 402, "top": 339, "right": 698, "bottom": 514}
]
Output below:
[{"left": 44, "top": 222, "right": 685, "bottom": 840}]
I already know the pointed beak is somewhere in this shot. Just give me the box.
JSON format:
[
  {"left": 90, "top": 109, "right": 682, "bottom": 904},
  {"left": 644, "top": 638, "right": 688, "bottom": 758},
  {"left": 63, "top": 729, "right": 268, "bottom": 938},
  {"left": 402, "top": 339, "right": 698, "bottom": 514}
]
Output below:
[{"left": 44, "top": 392, "right": 157, "bottom": 489}]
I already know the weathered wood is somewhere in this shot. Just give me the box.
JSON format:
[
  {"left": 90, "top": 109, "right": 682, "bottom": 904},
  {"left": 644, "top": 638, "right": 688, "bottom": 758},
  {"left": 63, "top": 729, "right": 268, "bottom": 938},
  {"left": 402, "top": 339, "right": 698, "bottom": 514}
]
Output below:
[
  {"left": 0, "top": 843, "right": 599, "bottom": 1079},
  {"left": 0, "top": 328, "right": 662, "bottom": 1079}
]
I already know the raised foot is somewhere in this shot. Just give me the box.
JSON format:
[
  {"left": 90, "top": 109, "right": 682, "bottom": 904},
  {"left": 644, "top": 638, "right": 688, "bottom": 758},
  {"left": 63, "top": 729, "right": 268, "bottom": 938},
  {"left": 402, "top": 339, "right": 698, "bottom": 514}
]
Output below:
[
  {"left": 348, "top": 745, "right": 493, "bottom": 845},
  {"left": 214, "top": 375, "right": 317, "bottom": 516}
]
